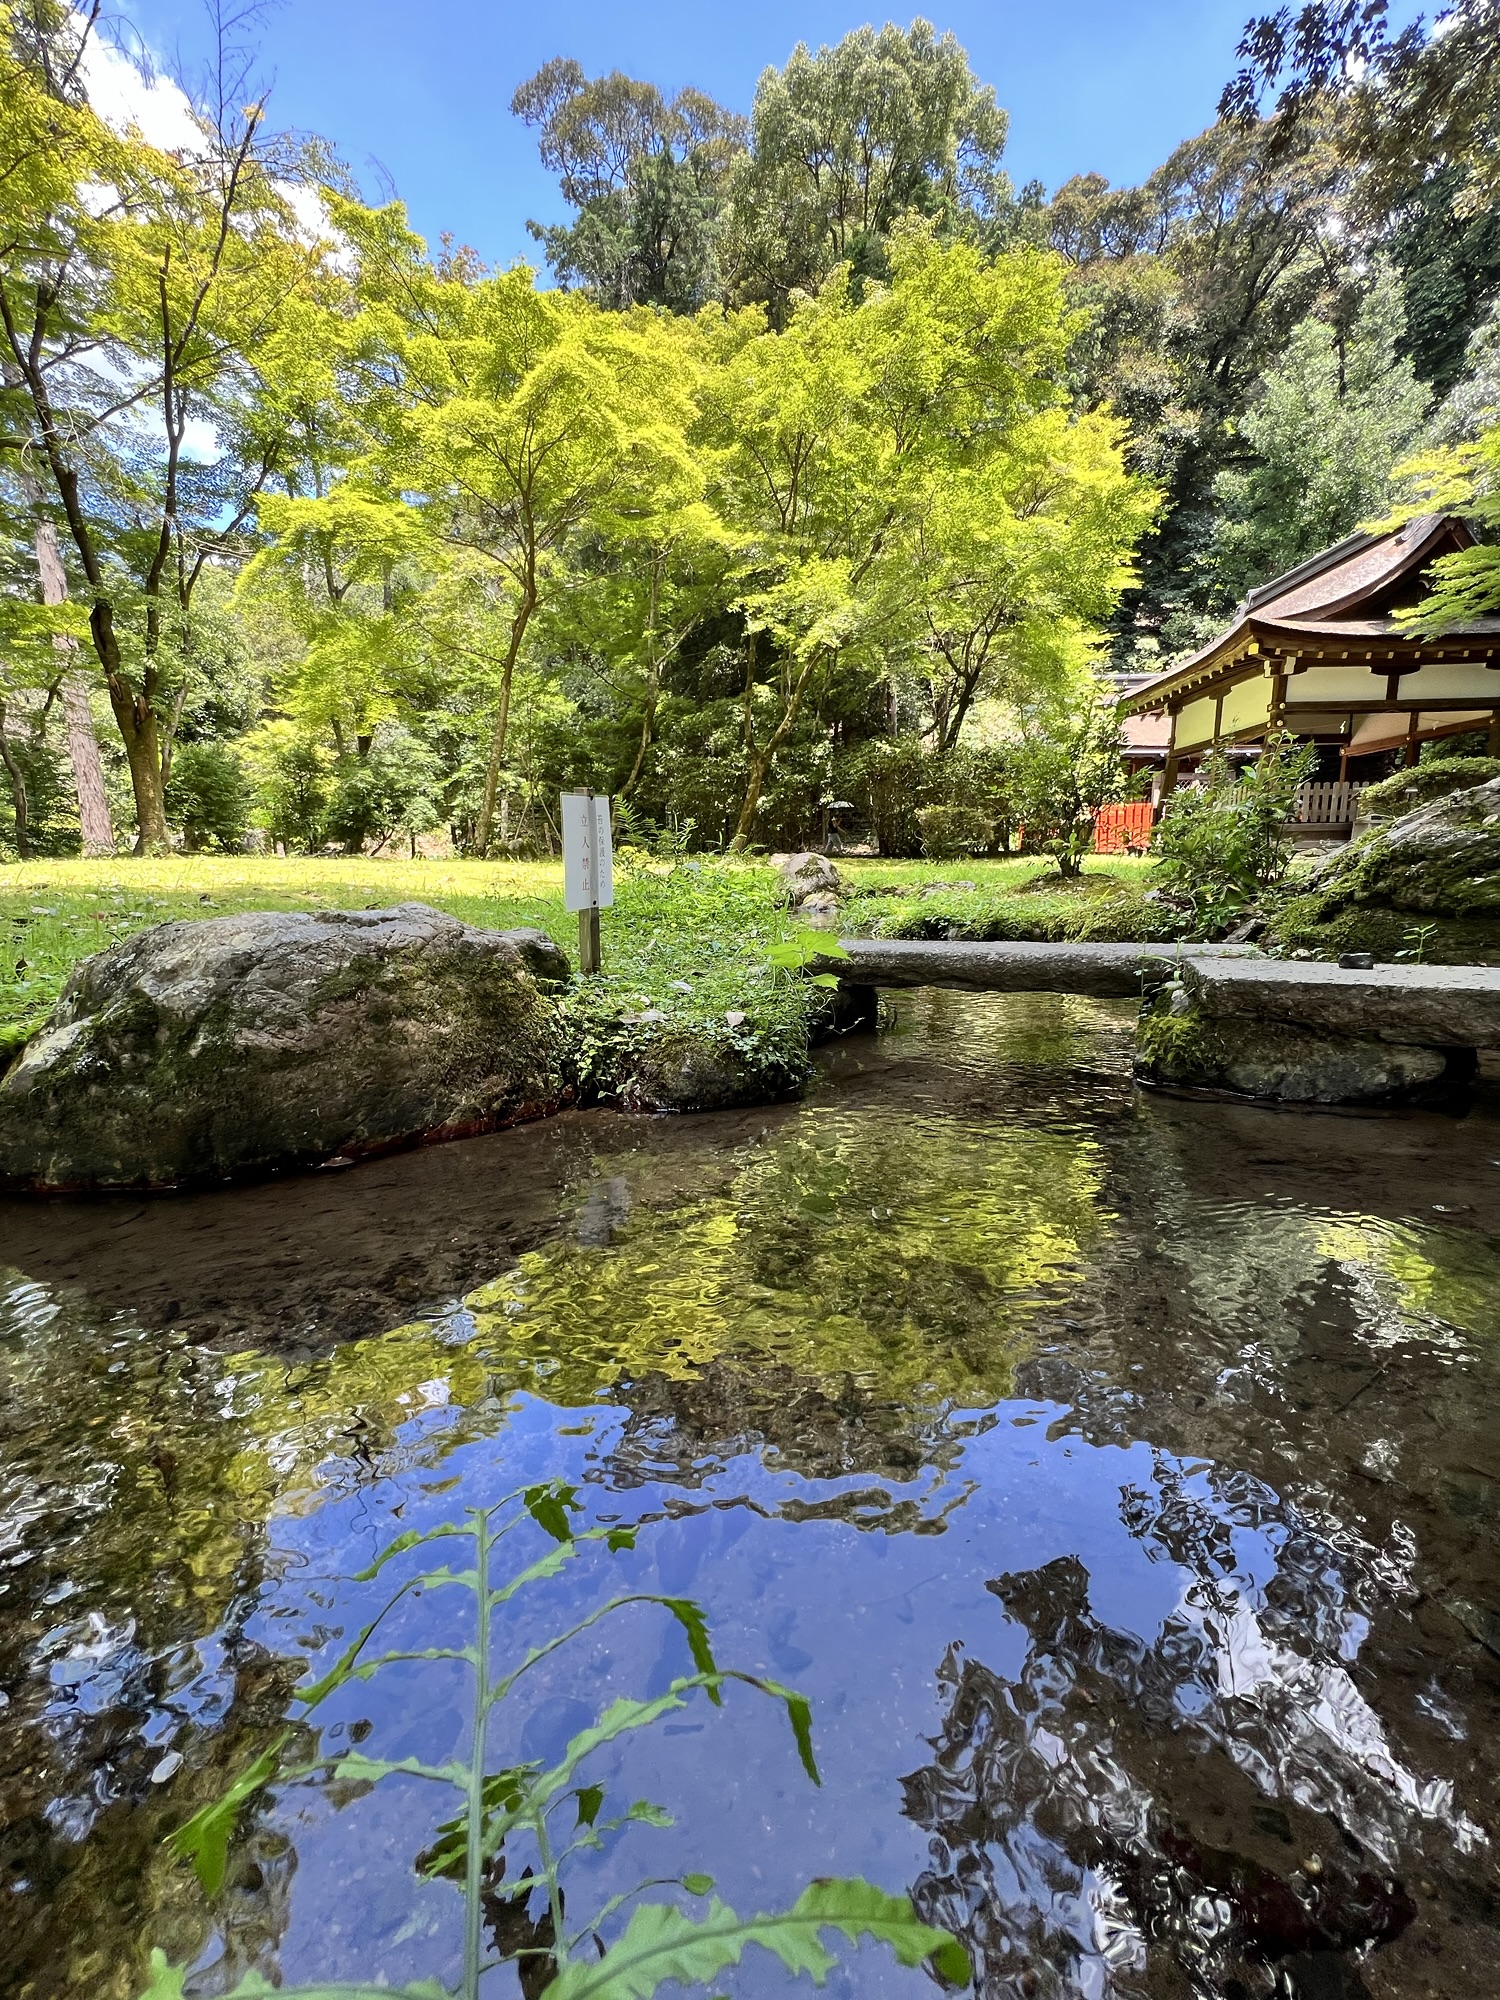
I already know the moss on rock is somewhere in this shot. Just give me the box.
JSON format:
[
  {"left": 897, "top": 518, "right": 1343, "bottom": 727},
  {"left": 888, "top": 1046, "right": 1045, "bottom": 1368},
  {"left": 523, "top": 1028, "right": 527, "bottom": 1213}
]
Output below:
[
  {"left": 1134, "top": 976, "right": 1471, "bottom": 1104},
  {"left": 1359, "top": 758, "right": 1500, "bottom": 821},
  {"left": 1265, "top": 773, "right": 1500, "bottom": 961}
]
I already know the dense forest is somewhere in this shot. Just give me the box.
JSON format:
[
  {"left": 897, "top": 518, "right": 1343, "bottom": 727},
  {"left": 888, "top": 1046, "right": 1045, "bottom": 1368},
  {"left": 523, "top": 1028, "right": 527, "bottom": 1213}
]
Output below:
[{"left": 2, "top": 0, "right": 1498, "bottom": 859}]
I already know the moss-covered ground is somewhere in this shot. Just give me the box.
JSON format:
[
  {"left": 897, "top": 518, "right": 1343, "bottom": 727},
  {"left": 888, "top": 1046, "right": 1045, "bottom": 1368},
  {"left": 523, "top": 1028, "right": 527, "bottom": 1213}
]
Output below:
[{"left": 837, "top": 855, "right": 1170, "bottom": 942}]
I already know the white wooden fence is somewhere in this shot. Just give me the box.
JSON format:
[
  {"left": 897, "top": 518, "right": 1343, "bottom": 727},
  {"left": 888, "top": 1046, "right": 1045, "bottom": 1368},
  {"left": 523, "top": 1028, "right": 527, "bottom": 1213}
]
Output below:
[{"left": 1289, "top": 780, "right": 1364, "bottom": 827}]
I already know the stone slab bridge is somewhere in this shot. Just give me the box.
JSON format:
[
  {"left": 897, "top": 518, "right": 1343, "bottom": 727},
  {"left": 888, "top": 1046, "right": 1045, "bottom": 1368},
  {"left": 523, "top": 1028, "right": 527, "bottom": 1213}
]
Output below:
[{"left": 817, "top": 939, "right": 1500, "bottom": 1107}]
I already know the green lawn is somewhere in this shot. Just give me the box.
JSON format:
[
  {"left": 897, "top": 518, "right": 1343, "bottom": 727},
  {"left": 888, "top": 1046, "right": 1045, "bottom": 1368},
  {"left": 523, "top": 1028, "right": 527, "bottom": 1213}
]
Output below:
[
  {"left": 0, "top": 855, "right": 571, "bottom": 1051},
  {"left": 0, "top": 849, "right": 1172, "bottom": 1058},
  {"left": 0, "top": 853, "right": 835, "bottom": 1066},
  {"left": 836, "top": 855, "right": 1151, "bottom": 891}
]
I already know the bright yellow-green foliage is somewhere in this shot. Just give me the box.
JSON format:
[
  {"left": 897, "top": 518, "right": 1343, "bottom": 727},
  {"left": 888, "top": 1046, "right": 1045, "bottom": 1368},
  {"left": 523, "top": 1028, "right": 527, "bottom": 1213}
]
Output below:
[
  {"left": 1386, "top": 421, "right": 1500, "bottom": 634},
  {"left": 454, "top": 1106, "right": 1105, "bottom": 1408}
]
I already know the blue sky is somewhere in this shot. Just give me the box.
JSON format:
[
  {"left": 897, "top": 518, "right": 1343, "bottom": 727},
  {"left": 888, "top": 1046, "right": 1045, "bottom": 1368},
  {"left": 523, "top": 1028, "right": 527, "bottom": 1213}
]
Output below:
[{"left": 116, "top": 1, "right": 1271, "bottom": 266}]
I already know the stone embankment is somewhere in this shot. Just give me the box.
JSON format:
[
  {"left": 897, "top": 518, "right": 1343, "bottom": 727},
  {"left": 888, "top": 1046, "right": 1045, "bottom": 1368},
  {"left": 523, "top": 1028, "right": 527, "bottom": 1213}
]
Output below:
[{"left": 1136, "top": 956, "right": 1500, "bottom": 1104}]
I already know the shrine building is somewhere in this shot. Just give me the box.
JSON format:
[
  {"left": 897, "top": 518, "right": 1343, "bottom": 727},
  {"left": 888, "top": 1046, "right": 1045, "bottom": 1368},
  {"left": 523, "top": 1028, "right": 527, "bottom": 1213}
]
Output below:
[{"left": 1119, "top": 514, "right": 1500, "bottom": 806}]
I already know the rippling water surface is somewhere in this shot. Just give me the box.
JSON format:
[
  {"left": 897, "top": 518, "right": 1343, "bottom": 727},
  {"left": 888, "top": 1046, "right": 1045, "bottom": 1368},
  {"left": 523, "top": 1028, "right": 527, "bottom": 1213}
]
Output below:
[{"left": 2, "top": 991, "right": 1498, "bottom": 2000}]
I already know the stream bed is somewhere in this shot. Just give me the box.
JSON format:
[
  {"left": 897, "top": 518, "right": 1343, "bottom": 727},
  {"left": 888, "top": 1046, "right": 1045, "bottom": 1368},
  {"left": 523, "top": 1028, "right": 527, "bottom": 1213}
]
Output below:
[{"left": 1, "top": 990, "right": 1498, "bottom": 2000}]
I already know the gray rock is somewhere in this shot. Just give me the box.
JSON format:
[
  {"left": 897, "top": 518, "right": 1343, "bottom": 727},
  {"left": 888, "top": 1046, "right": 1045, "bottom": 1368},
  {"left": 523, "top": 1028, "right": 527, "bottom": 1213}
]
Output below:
[
  {"left": 1167, "top": 954, "right": 1500, "bottom": 1047},
  {"left": 770, "top": 851, "right": 842, "bottom": 901},
  {"left": 817, "top": 937, "right": 1262, "bottom": 997},
  {"left": 795, "top": 891, "right": 842, "bottom": 924},
  {"left": 1134, "top": 960, "right": 1484, "bottom": 1105},
  {"left": 0, "top": 903, "right": 569, "bottom": 1191},
  {"left": 601, "top": 1021, "right": 807, "bottom": 1112}
]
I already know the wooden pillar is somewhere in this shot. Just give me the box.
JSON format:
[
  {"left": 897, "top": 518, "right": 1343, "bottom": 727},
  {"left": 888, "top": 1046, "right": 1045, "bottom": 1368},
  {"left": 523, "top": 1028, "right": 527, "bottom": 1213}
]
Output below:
[
  {"left": 577, "top": 906, "right": 601, "bottom": 975},
  {"left": 1157, "top": 708, "right": 1180, "bottom": 812},
  {"left": 1404, "top": 710, "right": 1420, "bottom": 768},
  {"left": 1487, "top": 711, "right": 1500, "bottom": 757},
  {"left": 1268, "top": 658, "right": 1288, "bottom": 736}
]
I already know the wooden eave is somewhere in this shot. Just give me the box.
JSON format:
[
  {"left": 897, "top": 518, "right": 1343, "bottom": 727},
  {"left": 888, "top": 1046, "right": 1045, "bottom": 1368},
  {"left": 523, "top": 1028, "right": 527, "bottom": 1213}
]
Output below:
[{"left": 1122, "top": 616, "right": 1500, "bottom": 717}]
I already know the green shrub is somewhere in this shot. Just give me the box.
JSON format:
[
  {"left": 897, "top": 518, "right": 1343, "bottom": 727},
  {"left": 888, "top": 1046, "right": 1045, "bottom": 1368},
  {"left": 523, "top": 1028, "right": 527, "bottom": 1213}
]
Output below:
[
  {"left": 0, "top": 732, "right": 82, "bottom": 858},
  {"left": 838, "top": 737, "right": 930, "bottom": 856},
  {"left": 324, "top": 726, "right": 445, "bottom": 854},
  {"left": 241, "top": 723, "right": 331, "bottom": 851},
  {"left": 916, "top": 804, "right": 993, "bottom": 859},
  {"left": 166, "top": 740, "right": 252, "bottom": 852},
  {"left": 1151, "top": 734, "right": 1316, "bottom": 934},
  {"left": 1359, "top": 757, "right": 1500, "bottom": 820},
  {"left": 1007, "top": 688, "right": 1128, "bottom": 877}
]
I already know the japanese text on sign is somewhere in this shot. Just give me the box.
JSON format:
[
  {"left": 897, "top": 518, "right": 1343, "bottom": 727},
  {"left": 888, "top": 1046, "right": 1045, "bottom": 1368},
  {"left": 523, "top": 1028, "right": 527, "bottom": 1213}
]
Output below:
[{"left": 561, "top": 791, "right": 614, "bottom": 912}]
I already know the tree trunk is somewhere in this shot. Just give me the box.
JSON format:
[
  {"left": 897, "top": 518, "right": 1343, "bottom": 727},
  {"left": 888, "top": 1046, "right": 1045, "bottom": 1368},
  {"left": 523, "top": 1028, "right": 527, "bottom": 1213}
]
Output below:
[
  {"left": 476, "top": 658, "right": 517, "bottom": 858},
  {"left": 620, "top": 680, "right": 658, "bottom": 797},
  {"left": 476, "top": 580, "right": 536, "bottom": 858},
  {"left": 104, "top": 670, "right": 170, "bottom": 854},
  {"left": 729, "top": 646, "right": 822, "bottom": 852},
  {"left": 30, "top": 508, "right": 115, "bottom": 855},
  {"left": 0, "top": 707, "right": 30, "bottom": 858},
  {"left": 730, "top": 749, "right": 771, "bottom": 850}
]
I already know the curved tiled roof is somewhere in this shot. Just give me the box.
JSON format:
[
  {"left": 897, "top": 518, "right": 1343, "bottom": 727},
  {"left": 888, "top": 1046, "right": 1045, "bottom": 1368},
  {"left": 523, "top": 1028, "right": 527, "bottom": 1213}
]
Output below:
[
  {"left": 1250, "top": 513, "right": 1467, "bottom": 620},
  {"left": 1121, "top": 514, "right": 1486, "bottom": 714}
]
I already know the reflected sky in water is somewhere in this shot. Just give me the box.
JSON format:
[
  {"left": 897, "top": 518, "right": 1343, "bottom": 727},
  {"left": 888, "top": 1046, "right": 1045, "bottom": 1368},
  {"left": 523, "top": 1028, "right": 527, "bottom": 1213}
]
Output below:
[{"left": 1, "top": 991, "right": 1498, "bottom": 2000}]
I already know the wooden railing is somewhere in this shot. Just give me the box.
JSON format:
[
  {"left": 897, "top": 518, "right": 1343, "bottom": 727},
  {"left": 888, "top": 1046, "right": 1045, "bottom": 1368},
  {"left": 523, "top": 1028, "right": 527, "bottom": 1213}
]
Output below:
[
  {"left": 1093, "top": 800, "right": 1154, "bottom": 852},
  {"left": 1289, "top": 780, "right": 1364, "bottom": 827}
]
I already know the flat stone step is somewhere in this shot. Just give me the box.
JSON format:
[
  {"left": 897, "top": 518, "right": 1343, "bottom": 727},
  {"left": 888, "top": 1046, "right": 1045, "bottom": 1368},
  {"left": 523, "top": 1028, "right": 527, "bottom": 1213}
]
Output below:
[
  {"left": 824, "top": 939, "right": 1262, "bottom": 999},
  {"left": 1179, "top": 955, "right": 1500, "bottom": 1047}
]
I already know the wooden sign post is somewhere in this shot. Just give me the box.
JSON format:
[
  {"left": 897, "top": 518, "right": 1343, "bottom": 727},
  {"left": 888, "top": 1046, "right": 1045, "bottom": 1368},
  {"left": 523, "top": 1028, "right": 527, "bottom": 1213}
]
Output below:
[{"left": 561, "top": 789, "right": 613, "bottom": 975}]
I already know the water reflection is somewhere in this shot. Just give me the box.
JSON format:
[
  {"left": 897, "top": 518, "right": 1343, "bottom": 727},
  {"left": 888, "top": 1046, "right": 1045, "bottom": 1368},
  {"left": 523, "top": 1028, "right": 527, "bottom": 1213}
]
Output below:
[{"left": 0, "top": 992, "right": 1496, "bottom": 1998}]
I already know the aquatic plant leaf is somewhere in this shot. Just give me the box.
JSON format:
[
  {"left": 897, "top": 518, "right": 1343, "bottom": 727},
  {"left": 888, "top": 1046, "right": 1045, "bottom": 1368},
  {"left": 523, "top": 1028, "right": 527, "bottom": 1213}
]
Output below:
[
  {"left": 161, "top": 1981, "right": 446, "bottom": 2000},
  {"left": 419, "top": 1766, "right": 537, "bottom": 1881},
  {"left": 682, "top": 1874, "right": 714, "bottom": 1895},
  {"left": 539, "top": 1878, "right": 969, "bottom": 1999},
  {"left": 575, "top": 1784, "right": 605, "bottom": 1827},
  {"left": 298, "top": 1581, "right": 477, "bottom": 1707},
  {"left": 543, "top": 1690, "right": 694, "bottom": 1792},
  {"left": 332, "top": 1752, "right": 467, "bottom": 1788},
  {"left": 659, "top": 1596, "right": 720, "bottom": 1700},
  {"left": 167, "top": 1732, "right": 290, "bottom": 1895},
  {"left": 351, "top": 1521, "right": 471, "bottom": 1582},
  {"left": 770, "top": 1685, "right": 817, "bottom": 1787},
  {"left": 625, "top": 1801, "right": 673, "bottom": 1827},
  {"left": 139, "top": 1950, "right": 188, "bottom": 1998},
  {"left": 525, "top": 1481, "right": 582, "bottom": 1543},
  {"left": 491, "top": 1542, "right": 578, "bottom": 1606}
]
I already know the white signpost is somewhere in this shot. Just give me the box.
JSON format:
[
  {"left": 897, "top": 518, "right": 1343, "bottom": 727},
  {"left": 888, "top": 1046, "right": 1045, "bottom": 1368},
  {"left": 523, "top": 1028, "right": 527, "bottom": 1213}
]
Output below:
[{"left": 561, "top": 790, "right": 613, "bottom": 974}]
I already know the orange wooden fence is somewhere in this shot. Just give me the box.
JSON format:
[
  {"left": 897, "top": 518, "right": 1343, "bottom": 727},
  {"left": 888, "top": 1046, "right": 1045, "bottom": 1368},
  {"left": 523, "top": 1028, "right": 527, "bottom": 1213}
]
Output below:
[{"left": 1092, "top": 801, "right": 1154, "bottom": 853}]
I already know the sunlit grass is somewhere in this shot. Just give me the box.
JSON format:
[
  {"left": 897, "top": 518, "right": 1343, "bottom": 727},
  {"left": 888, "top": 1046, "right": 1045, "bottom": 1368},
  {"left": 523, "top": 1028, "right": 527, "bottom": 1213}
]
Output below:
[
  {"left": 0, "top": 850, "right": 1171, "bottom": 1054},
  {"left": 0, "top": 854, "right": 571, "bottom": 1050}
]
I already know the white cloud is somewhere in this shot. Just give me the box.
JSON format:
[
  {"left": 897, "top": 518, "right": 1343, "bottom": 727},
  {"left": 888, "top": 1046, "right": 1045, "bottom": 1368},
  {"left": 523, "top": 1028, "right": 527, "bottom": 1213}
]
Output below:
[{"left": 77, "top": 23, "right": 202, "bottom": 153}]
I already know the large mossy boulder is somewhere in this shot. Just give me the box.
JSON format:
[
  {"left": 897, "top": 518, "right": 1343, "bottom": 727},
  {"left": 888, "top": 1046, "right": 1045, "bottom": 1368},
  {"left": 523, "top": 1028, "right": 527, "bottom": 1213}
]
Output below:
[
  {"left": 0, "top": 903, "right": 569, "bottom": 1191},
  {"left": 1270, "top": 773, "right": 1500, "bottom": 963}
]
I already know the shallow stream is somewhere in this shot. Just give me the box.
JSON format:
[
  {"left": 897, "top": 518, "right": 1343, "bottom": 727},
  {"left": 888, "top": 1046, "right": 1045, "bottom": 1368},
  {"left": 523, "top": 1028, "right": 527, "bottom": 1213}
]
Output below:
[{"left": 1, "top": 992, "right": 1498, "bottom": 1999}]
